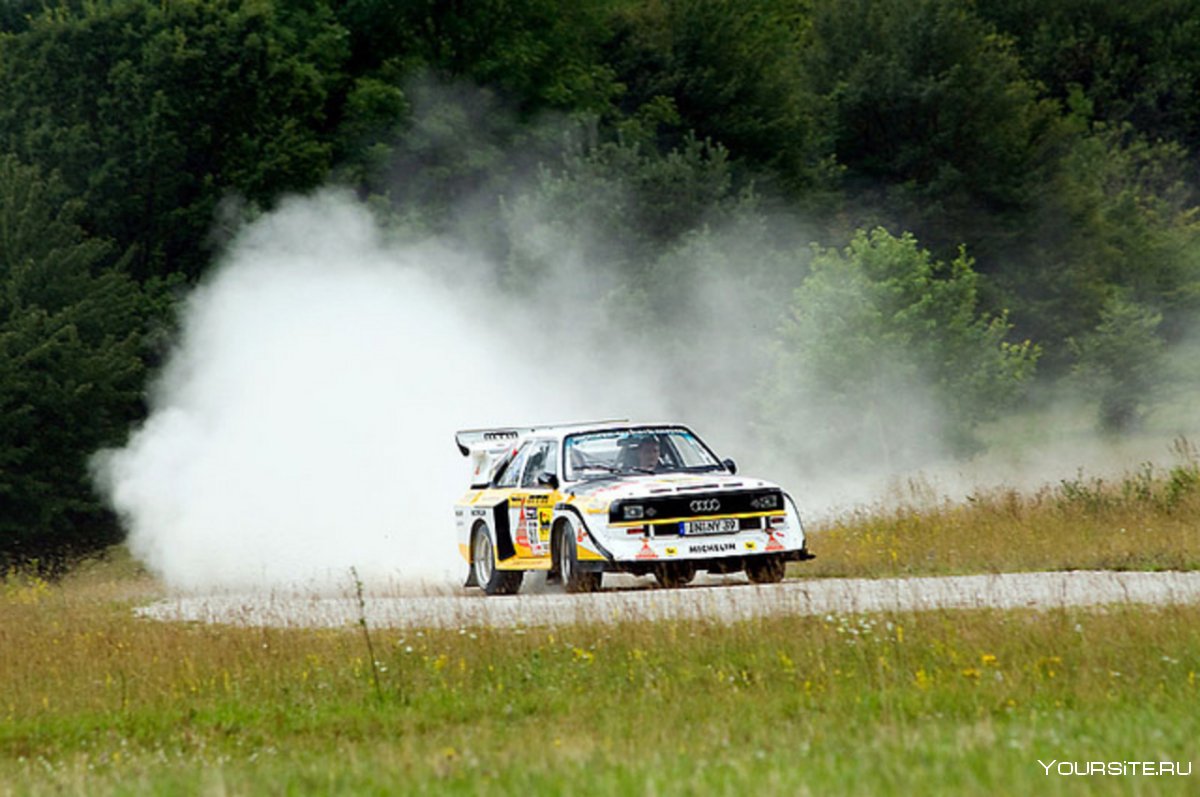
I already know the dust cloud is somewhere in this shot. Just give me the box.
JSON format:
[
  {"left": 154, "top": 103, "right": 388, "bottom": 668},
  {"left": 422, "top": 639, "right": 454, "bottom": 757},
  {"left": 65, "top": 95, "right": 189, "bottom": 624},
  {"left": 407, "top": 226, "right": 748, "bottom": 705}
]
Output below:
[{"left": 94, "top": 192, "right": 667, "bottom": 591}]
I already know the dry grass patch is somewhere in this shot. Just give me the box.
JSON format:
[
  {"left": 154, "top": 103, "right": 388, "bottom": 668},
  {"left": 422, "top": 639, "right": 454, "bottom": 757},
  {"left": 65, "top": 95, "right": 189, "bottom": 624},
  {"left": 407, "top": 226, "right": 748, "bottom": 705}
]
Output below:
[{"left": 806, "top": 442, "right": 1200, "bottom": 577}]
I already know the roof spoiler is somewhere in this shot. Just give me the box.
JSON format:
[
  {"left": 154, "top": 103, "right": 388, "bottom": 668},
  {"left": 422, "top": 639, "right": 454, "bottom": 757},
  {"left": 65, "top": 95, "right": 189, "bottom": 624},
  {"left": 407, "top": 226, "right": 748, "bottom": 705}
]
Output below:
[{"left": 454, "top": 420, "right": 629, "bottom": 456}]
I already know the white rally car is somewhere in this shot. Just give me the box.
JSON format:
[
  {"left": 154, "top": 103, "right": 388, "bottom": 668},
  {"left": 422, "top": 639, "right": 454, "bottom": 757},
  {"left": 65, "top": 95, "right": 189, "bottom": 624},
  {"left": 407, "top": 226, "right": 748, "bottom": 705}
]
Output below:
[{"left": 453, "top": 421, "right": 814, "bottom": 595}]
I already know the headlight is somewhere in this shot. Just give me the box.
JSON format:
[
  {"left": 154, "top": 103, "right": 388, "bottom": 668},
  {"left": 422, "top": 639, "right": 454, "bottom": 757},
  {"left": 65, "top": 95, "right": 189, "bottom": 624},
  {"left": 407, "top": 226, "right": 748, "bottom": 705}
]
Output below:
[{"left": 623, "top": 504, "right": 645, "bottom": 520}]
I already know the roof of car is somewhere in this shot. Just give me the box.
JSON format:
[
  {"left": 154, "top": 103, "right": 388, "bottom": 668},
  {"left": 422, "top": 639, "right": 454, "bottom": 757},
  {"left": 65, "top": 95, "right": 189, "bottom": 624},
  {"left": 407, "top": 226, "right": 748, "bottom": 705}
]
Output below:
[{"left": 454, "top": 420, "right": 690, "bottom": 455}]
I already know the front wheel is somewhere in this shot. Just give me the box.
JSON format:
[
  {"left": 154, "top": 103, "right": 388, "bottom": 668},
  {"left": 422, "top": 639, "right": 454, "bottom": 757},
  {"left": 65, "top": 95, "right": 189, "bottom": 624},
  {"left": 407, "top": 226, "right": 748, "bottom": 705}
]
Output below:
[
  {"left": 556, "top": 522, "right": 601, "bottom": 593},
  {"left": 472, "top": 524, "right": 523, "bottom": 596},
  {"left": 745, "top": 555, "right": 786, "bottom": 584}
]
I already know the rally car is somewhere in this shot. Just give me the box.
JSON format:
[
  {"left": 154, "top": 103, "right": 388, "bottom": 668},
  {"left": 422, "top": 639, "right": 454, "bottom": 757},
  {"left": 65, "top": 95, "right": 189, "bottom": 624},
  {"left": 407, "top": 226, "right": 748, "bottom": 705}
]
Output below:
[{"left": 453, "top": 421, "right": 814, "bottom": 595}]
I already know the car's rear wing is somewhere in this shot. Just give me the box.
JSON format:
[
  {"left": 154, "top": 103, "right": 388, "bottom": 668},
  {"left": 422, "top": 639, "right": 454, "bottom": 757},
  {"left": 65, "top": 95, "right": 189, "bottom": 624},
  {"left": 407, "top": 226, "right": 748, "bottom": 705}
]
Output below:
[
  {"left": 453, "top": 420, "right": 629, "bottom": 456},
  {"left": 454, "top": 421, "right": 628, "bottom": 488}
]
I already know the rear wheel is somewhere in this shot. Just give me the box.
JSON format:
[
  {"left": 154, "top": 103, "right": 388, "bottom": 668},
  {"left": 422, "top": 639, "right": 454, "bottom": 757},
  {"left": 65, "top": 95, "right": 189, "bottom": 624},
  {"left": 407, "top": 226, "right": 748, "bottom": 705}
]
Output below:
[
  {"left": 556, "top": 521, "right": 601, "bottom": 593},
  {"left": 472, "top": 524, "right": 523, "bottom": 596},
  {"left": 745, "top": 555, "right": 786, "bottom": 584},
  {"left": 653, "top": 561, "right": 697, "bottom": 589}
]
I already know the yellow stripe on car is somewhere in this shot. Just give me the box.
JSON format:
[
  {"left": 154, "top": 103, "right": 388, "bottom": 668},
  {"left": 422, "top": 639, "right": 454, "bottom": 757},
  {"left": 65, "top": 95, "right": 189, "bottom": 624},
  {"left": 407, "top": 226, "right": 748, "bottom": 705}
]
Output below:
[{"left": 609, "top": 511, "right": 784, "bottom": 528}]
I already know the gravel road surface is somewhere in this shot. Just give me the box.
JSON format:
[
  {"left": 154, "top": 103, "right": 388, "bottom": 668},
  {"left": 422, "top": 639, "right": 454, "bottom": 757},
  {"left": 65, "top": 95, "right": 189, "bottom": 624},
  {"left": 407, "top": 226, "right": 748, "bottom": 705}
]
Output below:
[{"left": 137, "top": 570, "right": 1200, "bottom": 629}]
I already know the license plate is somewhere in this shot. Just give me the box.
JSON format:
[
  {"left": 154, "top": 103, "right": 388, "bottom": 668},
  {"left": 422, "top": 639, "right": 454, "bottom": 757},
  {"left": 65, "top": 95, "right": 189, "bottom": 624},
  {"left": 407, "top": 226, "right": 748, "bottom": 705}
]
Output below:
[{"left": 681, "top": 518, "right": 739, "bottom": 535}]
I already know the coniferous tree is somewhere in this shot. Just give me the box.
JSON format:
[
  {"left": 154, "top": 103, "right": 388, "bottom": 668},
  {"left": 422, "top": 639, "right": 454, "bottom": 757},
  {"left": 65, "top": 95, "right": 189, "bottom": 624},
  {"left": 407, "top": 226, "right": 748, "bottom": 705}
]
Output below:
[{"left": 0, "top": 155, "right": 153, "bottom": 572}]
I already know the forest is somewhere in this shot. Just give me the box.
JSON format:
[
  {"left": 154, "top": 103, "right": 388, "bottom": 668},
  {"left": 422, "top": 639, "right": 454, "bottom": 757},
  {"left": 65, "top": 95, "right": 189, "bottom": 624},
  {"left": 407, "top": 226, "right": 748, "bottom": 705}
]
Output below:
[{"left": 3, "top": 0, "right": 1199, "bottom": 569}]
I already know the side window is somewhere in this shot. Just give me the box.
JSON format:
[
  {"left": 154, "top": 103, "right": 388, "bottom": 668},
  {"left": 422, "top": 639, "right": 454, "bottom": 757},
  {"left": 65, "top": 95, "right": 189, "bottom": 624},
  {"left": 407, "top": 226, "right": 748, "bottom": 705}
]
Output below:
[
  {"left": 494, "top": 442, "right": 531, "bottom": 489},
  {"left": 520, "top": 440, "right": 557, "bottom": 489}
]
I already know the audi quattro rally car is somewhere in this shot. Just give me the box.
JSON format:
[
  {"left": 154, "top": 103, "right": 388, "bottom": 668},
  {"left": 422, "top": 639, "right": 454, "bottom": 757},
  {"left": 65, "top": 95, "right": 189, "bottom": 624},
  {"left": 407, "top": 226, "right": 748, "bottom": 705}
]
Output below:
[{"left": 453, "top": 421, "right": 814, "bottom": 595}]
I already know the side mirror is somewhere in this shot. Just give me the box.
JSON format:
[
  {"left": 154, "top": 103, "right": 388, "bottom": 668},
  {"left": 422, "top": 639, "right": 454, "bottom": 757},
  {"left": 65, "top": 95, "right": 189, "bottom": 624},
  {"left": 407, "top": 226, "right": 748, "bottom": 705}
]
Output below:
[
  {"left": 723, "top": 458, "right": 737, "bottom": 475},
  {"left": 537, "top": 472, "right": 559, "bottom": 489}
]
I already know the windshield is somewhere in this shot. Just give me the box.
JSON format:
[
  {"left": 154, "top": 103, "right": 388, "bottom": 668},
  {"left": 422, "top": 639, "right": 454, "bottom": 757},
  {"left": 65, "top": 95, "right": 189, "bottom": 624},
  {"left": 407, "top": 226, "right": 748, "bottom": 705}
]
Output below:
[{"left": 563, "top": 427, "right": 723, "bottom": 481}]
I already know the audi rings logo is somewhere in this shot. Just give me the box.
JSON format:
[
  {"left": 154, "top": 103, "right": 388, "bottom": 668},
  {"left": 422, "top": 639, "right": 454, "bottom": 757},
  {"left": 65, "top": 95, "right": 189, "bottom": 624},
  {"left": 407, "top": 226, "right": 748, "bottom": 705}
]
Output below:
[{"left": 690, "top": 498, "right": 721, "bottom": 513}]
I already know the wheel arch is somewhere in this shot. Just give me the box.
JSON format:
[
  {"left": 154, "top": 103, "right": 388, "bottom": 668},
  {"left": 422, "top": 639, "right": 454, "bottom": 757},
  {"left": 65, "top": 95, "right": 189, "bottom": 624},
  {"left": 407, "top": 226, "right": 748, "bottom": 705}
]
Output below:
[{"left": 553, "top": 503, "right": 614, "bottom": 561}]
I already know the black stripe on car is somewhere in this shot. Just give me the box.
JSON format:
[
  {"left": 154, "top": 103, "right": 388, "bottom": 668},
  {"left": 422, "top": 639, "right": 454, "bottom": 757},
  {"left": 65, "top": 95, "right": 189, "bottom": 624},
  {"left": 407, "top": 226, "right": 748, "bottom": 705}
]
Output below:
[{"left": 609, "top": 489, "right": 784, "bottom": 525}]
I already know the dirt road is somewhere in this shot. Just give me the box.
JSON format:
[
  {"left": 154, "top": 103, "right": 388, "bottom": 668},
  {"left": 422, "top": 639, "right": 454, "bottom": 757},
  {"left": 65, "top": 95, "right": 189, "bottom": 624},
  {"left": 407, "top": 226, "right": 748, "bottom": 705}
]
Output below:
[{"left": 137, "top": 570, "right": 1200, "bottom": 629}]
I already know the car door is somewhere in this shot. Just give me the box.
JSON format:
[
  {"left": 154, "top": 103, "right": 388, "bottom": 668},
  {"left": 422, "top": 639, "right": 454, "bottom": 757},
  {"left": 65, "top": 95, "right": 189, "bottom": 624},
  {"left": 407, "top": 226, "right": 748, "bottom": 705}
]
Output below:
[{"left": 507, "top": 439, "right": 558, "bottom": 560}]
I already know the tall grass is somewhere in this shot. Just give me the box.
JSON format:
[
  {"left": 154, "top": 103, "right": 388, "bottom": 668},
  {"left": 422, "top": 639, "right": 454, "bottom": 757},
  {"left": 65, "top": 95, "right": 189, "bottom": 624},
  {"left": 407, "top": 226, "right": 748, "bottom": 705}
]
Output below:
[{"left": 807, "top": 440, "right": 1200, "bottom": 577}]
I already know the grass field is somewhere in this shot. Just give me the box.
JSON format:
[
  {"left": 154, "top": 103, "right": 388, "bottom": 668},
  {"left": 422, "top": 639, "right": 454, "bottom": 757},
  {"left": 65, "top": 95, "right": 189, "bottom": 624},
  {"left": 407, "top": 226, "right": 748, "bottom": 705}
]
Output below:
[
  {"left": 807, "top": 440, "right": 1200, "bottom": 578},
  {"left": 3, "top": 457, "right": 1200, "bottom": 795}
]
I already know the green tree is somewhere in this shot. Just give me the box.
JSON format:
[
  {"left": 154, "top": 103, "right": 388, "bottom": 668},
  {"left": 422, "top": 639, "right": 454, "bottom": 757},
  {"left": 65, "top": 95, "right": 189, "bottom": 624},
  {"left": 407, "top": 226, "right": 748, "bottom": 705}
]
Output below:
[
  {"left": 502, "top": 133, "right": 746, "bottom": 291},
  {"left": 334, "top": 0, "right": 621, "bottom": 115},
  {"left": 803, "top": 0, "right": 1060, "bottom": 252},
  {"left": 328, "top": 0, "right": 626, "bottom": 234},
  {"left": 1070, "top": 294, "right": 1168, "bottom": 432},
  {"left": 976, "top": 0, "right": 1200, "bottom": 155},
  {"left": 1001, "top": 109, "right": 1200, "bottom": 363},
  {"left": 604, "top": 0, "right": 833, "bottom": 195},
  {"left": 0, "top": 0, "right": 41, "bottom": 33},
  {"left": 0, "top": 0, "right": 347, "bottom": 280},
  {"left": 763, "top": 228, "right": 1038, "bottom": 471},
  {"left": 0, "top": 155, "right": 153, "bottom": 572}
]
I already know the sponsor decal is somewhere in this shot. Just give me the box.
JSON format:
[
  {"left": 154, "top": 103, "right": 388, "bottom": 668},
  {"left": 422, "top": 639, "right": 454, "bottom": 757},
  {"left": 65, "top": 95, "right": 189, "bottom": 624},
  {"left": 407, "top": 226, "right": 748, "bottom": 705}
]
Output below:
[
  {"left": 765, "top": 533, "right": 784, "bottom": 552},
  {"left": 570, "top": 427, "right": 687, "bottom": 442},
  {"left": 636, "top": 541, "right": 658, "bottom": 560},
  {"left": 470, "top": 509, "right": 487, "bottom": 517},
  {"left": 690, "top": 498, "right": 720, "bottom": 513},
  {"left": 743, "top": 541, "right": 757, "bottom": 551},
  {"left": 665, "top": 546, "right": 679, "bottom": 556},
  {"left": 515, "top": 514, "right": 530, "bottom": 548},
  {"left": 688, "top": 542, "right": 736, "bottom": 555}
]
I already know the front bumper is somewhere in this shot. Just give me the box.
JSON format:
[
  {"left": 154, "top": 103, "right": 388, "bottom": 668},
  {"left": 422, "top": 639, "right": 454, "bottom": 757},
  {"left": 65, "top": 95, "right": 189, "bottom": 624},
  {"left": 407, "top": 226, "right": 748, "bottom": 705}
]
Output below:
[
  {"left": 577, "top": 545, "right": 815, "bottom": 575},
  {"left": 577, "top": 514, "right": 814, "bottom": 572}
]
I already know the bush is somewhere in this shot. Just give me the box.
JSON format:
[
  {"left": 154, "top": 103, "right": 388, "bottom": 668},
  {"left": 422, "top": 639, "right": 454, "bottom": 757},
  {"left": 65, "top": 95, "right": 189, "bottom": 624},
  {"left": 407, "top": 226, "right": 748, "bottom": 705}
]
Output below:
[{"left": 762, "top": 228, "right": 1038, "bottom": 472}]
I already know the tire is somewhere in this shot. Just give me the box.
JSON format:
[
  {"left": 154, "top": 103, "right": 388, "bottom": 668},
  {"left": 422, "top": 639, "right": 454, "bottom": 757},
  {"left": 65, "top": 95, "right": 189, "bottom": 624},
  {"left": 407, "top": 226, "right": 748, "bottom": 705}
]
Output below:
[
  {"left": 745, "top": 555, "right": 786, "bottom": 584},
  {"left": 653, "top": 561, "right": 697, "bottom": 589},
  {"left": 472, "top": 523, "right": 523, "bottom": 596},
  {"left": 556, "top": 521, "right": 601, "bottom": 593}
]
